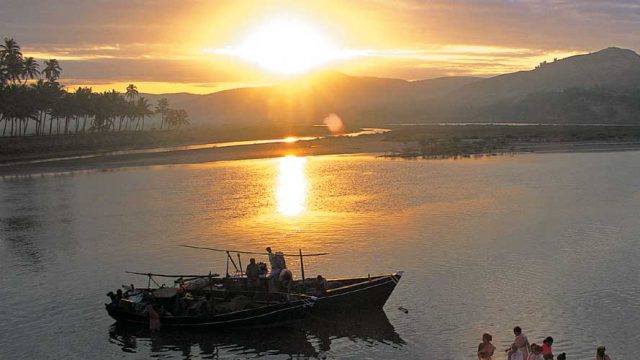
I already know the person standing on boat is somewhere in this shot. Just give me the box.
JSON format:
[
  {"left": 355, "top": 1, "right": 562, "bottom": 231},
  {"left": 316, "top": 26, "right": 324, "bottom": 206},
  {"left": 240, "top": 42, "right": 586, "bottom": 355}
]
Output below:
[
  {"left": 245, "top": 258, "right": 260, "bottom": 290},
  {"left": 266, "top": 247, "right": 281, "bottom": 292}
]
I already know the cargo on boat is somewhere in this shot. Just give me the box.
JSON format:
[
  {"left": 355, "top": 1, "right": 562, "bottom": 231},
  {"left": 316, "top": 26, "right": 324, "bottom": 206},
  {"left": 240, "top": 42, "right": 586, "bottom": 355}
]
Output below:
[{"left": 105, "top": 274, "right": 315, "bottom": 328}]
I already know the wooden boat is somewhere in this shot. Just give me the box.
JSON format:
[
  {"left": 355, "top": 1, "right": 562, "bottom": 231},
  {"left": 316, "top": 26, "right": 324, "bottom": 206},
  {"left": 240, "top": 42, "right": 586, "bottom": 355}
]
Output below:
[
  {"left": 295, "top": 271, "right": 404, "bottom": 313},
  {"left": 107, "top": 246, "right": 403, "bottom": 327},
  {"left": 105, "top": 278, "right": 315, "bottom": 328}
]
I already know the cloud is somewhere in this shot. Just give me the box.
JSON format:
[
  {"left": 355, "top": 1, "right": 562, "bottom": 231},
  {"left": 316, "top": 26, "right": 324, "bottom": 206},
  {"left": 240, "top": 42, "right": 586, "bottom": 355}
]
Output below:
[{"left": 1, "top": 0, "right": 638, "bottom": 92}]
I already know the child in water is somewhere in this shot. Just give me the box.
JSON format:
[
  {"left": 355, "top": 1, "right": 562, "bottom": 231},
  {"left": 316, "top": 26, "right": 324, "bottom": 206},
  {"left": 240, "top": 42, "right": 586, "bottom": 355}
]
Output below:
[
  {"left": 542, "top": 337, "right": 554, "bottom": 359},
  {"left": 477, "top": 333, "right": 496, "bottom": 360}
]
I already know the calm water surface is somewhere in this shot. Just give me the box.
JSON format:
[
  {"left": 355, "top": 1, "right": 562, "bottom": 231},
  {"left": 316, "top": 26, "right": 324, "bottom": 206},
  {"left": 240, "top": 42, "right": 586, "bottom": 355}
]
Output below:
[{"left": 1, "top": 152, "right": 639, "bottom": 359}]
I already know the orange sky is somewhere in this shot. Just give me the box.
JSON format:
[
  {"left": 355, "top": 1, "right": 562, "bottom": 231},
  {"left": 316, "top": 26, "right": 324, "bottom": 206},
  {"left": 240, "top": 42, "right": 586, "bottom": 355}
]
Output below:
[{"left": 1, "top": 0, "right": 638, "bottom": 94}]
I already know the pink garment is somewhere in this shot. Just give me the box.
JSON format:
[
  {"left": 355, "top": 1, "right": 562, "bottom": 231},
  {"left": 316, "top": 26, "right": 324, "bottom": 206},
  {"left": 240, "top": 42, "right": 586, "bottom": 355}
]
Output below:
[
  {"left": 514, "top": 334, "right": 530, "bottom": 359},
  {"left": 146, "top": 304, "right": 161, "bottom": 331},
  {"left": 528, "top": 354, "right": 544, "bottom": 360}
]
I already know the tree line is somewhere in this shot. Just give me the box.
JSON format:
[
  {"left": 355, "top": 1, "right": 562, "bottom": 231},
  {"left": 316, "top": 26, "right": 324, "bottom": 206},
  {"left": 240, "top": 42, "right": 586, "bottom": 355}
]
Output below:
[{"left": 0, "top": 38, "right": 190, "bottom": 137}]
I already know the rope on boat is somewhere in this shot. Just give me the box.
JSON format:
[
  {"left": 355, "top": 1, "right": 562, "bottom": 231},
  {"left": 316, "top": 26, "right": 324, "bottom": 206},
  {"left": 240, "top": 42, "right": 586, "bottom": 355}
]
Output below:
[{"left": 179, "top": 244, "right": 329, "bottom": 257}]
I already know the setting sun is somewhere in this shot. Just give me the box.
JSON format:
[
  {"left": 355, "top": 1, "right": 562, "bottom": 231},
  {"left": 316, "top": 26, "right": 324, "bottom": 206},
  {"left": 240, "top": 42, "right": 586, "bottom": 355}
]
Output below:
[{"left": 210, "top": 17, "right": 344, "bottom": 75}]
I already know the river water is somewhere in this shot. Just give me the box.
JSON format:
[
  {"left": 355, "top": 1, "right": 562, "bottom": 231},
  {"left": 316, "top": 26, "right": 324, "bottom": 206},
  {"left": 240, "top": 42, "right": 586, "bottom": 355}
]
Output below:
[{"left": 1, "top": 151, "right": 638, "bottom": 359}]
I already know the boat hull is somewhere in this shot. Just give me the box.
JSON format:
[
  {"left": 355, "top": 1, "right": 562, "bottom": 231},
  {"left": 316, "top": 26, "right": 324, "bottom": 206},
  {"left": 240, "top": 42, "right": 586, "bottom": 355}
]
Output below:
[
  {"left": 106, "top": 298, "right": 313, "bottom": 328},
  {"left": 310, "top": 271, "right": 403, "bottom": 313}
]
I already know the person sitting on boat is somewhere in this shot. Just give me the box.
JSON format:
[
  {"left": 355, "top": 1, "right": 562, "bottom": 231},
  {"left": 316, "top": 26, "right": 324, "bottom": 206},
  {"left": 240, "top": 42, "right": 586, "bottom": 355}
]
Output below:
[
  {"left": 106, "top": 291, "right": 119, "bottom": 310},
  {"left": 315, "top": 275, "right": 327, "bottom": 295},
  {"left": 246, "top": 258, "right": 260, "bottom": 290},
  {"left": 279, "top": 268, "right": 293, "bottom": 293},
  {"left": 266, "top": 247, "right": 282, "bottom": 292}
]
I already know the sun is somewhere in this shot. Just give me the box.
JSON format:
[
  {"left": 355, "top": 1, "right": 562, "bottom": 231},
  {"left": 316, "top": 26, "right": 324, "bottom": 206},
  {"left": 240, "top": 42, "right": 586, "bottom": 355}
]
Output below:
[{"left": 212, "top": 17, "right": 342, "bottom": 75}]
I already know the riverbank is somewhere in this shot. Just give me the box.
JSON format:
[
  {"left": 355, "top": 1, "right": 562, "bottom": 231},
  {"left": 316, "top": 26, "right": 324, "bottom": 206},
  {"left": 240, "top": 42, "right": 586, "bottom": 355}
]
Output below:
[{"left": 3, "top": 132, "right": 640, "bottom": 176}]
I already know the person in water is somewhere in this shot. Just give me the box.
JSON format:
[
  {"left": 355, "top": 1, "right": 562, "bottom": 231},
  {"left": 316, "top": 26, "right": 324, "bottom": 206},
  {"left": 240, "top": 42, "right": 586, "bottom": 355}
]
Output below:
[
  {"left": 542, "top": 337, "right": 554, "bottom": 359},
  {"left": 508, "top": 344, "right": 524, "bottom": 360},
  {"left": 507, "top": 326, "right": 530, "bottom": 360},
  {"left": 477, "top": 333, "right": 496, "bottom": 360},
  {"left": 528, "top": 344, "right": 544, "bottom": 360},
  {"left": 596, "top": 346, "right": 611, "bottom": 360},
  {"left": 556, "top": 352, "right": 566, "bottom": 360}
]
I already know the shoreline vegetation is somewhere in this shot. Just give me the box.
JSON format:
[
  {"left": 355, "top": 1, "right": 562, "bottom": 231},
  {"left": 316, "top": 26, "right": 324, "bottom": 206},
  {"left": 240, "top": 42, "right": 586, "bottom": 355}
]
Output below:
[
  {"left": 3, "top": 124, "right": 640, "bottom": 176},
  {"left": 1, "top": 38, "right": 189, "bottom": 138}
]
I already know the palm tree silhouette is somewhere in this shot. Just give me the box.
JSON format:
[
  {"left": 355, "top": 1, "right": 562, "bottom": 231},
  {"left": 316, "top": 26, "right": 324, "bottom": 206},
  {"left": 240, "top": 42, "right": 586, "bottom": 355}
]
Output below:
[
  {"left": 43, "top": 59, "right": 61, "bottom": 82},
  {"left": 155, "top": 98, "right": 169, "bottom": 130},
  {"left": 21, "top": 57, "right": 40, "bottom": 84},
  {"left": 135, "top": 97, "right": 153, "bottom": 131},
  {"left": 125, "top": 84, "right": 138, "bottom": 101},
  {"left": 1, "top": 38, "right": 24, "bottom": 84}
]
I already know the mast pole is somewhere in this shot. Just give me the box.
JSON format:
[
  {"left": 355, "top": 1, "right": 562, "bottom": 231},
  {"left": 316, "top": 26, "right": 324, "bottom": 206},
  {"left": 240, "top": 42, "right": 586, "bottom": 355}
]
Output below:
[
  {"left": 299, "top": 249, "right": 305, "bottom": 291},
  {"left": 237, "top": 253, "right": 243, "bottom": 277}
]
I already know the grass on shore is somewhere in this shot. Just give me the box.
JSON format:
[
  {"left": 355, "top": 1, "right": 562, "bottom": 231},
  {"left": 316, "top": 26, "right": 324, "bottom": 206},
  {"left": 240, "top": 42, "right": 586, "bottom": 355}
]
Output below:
[{"left": 381, "top": 124, "right": 640, "bottom": 158}]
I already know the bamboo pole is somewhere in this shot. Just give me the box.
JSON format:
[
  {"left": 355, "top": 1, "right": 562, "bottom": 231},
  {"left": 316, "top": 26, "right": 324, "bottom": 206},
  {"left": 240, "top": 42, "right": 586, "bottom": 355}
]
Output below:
[{"left": 299, "top": 249, "right": 306, "bottom": 292}]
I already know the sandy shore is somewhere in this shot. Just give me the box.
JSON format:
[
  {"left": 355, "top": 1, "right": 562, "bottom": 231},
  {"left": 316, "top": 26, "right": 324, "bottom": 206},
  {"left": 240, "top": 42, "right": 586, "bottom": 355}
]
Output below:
[
  {"left": 2, "top": 136, "right": 640, "bottom": 177},
  {"left": 0, "top": 135, "right": 403, "bottom": 176}
]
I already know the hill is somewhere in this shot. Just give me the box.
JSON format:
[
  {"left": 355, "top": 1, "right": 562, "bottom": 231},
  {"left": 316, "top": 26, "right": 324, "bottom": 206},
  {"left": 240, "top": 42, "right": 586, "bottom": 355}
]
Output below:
[{"left": 142, "top": 47, "right": 640, "bottom": 127}]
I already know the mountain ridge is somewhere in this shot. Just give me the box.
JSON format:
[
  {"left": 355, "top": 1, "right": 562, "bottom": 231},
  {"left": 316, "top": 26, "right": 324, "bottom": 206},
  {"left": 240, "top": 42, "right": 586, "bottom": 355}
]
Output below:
[{"left": 142, "top": 47, "right": 640, "bottom": 126}]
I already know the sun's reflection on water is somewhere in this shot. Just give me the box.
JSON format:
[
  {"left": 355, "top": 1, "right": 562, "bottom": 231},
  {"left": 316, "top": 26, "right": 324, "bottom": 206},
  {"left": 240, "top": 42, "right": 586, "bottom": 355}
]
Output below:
[{"left": 276, "top": 156, "right": 307, "bottom": 216}]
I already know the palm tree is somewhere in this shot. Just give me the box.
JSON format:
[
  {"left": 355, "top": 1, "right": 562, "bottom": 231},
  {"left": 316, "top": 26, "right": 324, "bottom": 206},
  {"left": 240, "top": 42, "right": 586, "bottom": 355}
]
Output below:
[
  {"left": 21, "top": 57, "right": 40, "bottom": 84},
  {"left": 155, "top": 98, "right": 169, "bottom": 129},
  {"left": 135, "top": 97, "right": 153, "bottom": 131},
  {"left": 125, "top": 84, "right": 138, "bottom": 101},
  {"left": 43, "top": 59, "right": 61, "bottom": 82},
  {"left": 167, "top": 108, "right": 190, "bottom": 129},
  {"left": 0, "top": 38, "right": 24, "bottom": 85}
]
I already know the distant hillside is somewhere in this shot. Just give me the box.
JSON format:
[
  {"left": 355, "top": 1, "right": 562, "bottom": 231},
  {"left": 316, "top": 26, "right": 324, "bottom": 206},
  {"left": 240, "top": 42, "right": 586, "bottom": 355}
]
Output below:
[
  {"left": 448, "top": 47, "right": 640, "bottom": 106},
  {"left": 143, "top": 47, "right": 640, "bottom": 127},
  {"left": 143, "top": 72, "right": 479, "bottom": 128}
]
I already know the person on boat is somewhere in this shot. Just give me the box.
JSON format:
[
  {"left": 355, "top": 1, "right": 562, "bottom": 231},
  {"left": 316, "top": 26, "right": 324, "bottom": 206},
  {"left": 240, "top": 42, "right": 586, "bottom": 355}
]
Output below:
[
  {"left": 145, "top": 303, "right": 161, "bottom": 332},
  {"left": 596, "top": 346, "right": 611, "bottom": 360},
  {"left": 246, "top": 258, "right": 260, "bottom": 290},
  {"left": 315, "top": 275, "right": 327, "bottom": 295},
  {"left": 279, "top": 268, "right": 293, "bottom": 293},
  {"left": 541, "top": 337, "right": 554, "bottom": 359},
  {"left": 266, "top": 247, "right": 278, "bottom": 270},
  {"left": 477, "top": 333, "right": 496, "bottom": 360},
  {"left": 528, "top": 344, "right": 544, "bottom": 360},
  {"left": 106, "top": 292, "right": 119, "bottom": 309},
  {"left": 266, "top": 247, "right": 282, "bottom": 292},
  {"left": 507, "top": 326, "right": 530, "bottom": 359}
]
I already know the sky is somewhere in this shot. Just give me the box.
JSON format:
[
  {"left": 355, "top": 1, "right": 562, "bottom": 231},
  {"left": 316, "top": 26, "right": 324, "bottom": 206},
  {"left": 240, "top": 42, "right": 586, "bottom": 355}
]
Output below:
[{"left": 1, "top": 0, "right": 639, "bottom": 94}]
